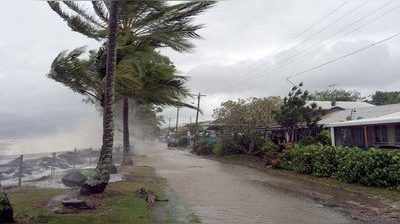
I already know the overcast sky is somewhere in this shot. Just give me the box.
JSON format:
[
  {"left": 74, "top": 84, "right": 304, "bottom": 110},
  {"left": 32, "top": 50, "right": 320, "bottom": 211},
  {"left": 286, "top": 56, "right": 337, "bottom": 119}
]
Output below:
[{"left": 1, "top": 0, "right": 400, "bottom": 154}]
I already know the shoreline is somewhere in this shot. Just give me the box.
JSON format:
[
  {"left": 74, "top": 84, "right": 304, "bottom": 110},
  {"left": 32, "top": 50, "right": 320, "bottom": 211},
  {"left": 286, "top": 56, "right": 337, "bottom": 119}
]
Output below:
[{"left": 5, "top": 160, "right": 196, "bottom": 224}]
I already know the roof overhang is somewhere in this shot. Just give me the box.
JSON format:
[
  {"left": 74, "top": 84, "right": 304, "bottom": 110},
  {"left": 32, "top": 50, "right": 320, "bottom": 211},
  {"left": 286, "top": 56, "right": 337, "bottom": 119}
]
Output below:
[{"left": 326, "top": 117, "right": 400, "bottom": 128}]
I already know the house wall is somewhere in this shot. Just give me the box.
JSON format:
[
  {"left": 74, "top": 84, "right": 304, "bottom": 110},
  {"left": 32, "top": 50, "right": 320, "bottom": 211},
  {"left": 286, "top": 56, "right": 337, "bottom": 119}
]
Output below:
[
  {"left": 334, "top": 127, "right": 365, "bottom": 148},
  {"left": 332, "top": 123, "right": 400, "bottom": 148}
]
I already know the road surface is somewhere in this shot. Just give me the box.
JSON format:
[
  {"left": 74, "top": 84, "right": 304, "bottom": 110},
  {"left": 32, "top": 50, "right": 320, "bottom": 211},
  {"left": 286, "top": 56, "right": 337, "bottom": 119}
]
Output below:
[{"left": 136, "top": 143, "right": 357, "bottom": 224}]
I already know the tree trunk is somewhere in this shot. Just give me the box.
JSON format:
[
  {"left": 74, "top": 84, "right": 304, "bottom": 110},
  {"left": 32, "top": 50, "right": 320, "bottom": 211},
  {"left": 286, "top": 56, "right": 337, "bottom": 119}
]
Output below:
[
  {"left": 82, "top": 1, "right": 119, "bottom": 195},
  {"left": 122, "top": 97, "right": 133, "bottom": 166}
]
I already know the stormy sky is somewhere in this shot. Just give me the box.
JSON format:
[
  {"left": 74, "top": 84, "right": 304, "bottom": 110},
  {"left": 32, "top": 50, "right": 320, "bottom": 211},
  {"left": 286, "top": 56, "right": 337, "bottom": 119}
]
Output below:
[{"left": 1, "top": 0, "right": 400, "bottom": 153}]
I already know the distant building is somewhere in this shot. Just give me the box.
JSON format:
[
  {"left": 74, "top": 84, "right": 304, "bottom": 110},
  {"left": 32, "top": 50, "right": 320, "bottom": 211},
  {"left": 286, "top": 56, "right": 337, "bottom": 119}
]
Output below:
[
  {"left": 307, "top": 100, "right": 374, "bottom": 114},
  {"left": 323, "top": 104, "right": 400, "bottom": 148}
]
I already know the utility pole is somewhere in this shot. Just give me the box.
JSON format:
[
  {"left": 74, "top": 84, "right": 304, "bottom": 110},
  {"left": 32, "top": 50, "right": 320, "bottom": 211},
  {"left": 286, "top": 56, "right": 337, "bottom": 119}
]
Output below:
[
  {"left": 168, "top": 117, "right": 171, "bottom": 133},
  {"left": 194, "top": 93, "right": 206, "bottom": 146},
  {"left": 175, "top": 107, "right": 180, "bottom": 133}
]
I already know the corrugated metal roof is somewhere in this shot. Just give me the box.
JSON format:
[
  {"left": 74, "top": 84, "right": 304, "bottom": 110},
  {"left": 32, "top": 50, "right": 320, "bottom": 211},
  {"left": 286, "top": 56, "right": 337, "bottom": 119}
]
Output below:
[
  {"left": 307, "top": 101, "right": 374, "bottom": 110},
  {"left": 326, "top": 112, "right": 400, "bottom": 127},
  {"left": 320, "top": 103, "right": 400, "bottom": 126}
]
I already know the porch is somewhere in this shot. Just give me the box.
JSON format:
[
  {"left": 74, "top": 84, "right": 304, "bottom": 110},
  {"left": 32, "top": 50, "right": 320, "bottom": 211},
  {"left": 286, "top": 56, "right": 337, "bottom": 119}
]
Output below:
[
  {"left": 327, "top": 112, "right": 400, "bottom": 148},
  {"left": 330, "top": 125, "right": 400, "bottom": 148}
]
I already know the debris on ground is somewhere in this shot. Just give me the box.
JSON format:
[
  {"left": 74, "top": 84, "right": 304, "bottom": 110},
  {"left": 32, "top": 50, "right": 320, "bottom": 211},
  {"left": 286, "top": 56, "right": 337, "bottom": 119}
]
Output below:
[
  {"left": 136, "top": 187, "right": 168, "bottom": 207},
  {"left": 62, "top": 199, "right": 95, "bottom": 210}
]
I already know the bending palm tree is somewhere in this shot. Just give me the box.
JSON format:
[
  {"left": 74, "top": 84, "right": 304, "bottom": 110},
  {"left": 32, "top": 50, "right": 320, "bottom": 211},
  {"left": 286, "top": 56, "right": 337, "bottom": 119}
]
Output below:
[
  {"left": 92, "top": 0, "right": 119, "bottom": 193},
  {"left": 49, "top": 46, "right": 195, "bottom": 162},
  {"left": 48, "top": 0, "right": 215, "bottom": 172}
]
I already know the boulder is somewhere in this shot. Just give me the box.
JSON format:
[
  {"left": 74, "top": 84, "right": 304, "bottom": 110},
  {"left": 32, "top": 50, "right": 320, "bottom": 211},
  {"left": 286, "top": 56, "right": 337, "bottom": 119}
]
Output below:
[
  {"left": 80, "top": 181, "right": 107, "bottom": 196},
  {"left": 62, "top": 170, "right": 87, "bottom": 187},
  {"left": 0, "top": 192, "right": 14, "bottom": 223}
]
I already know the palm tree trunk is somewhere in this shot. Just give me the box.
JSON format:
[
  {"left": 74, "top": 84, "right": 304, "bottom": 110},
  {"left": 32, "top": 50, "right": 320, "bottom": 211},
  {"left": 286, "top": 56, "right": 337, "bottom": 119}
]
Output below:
[
  {"left": 85, "top": 0, "right": 119, "bottom": 194},
  {"left": 122, "top": 96, "right": 133, "bottom": 166}
]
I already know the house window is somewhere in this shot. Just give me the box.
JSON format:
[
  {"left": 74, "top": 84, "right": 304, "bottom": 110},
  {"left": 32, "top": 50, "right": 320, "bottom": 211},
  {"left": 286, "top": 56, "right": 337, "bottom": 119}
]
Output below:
[
  {"left": 395, "top": 126, "right": 400, "bottom": 143},
  {"left": 375, "top": 126, "right": 388, "bottom": 143}
]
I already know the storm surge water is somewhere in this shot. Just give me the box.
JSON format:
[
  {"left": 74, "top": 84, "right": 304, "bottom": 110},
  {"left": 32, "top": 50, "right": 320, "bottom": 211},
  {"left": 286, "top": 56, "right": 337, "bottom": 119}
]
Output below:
[{"left": 0, "top": 116, "right": 102, "bottom": 156}]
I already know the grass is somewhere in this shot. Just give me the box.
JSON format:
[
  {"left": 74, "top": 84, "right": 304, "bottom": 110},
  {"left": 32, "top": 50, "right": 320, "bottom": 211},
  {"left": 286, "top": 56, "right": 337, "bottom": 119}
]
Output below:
[{"left": 6, "top": 166, "right": 171, "bottom": 224}]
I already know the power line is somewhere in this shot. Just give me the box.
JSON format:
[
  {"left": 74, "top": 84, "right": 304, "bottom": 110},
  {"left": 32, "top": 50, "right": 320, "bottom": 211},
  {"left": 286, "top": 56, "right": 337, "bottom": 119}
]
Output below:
[
  {"left": 280, "top": 0, "right": 370, "bottom": 61},
  {"left": 270, "top": 1, "right": 349, "bottom": 56},
  {"left": 260, "top": 0, "right": 397, "bottom": 77},
  {"left": 232, "top": 1, "right": 399, "bottom": 89},
  {"left": 292, "top": 1, "right": 349, "bottom": 39},
  {"left": 222, "top": 1, "right": 350, "bottom": 89},
  {"left": 287, "top": 31, "right": 400, "bottom": 81},
  {"left": 224, "top": 1, "right": 367, "bottom": 90}
]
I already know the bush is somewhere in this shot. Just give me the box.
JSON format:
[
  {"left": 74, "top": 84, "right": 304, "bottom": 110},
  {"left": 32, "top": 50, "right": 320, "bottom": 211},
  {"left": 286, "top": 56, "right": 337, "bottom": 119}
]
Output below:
[
  {"left": 261, "top": 140, "right": 279, "bottom": 154},
  {"left": 316, "top": 130, "right": 332, "bottom": 145},
  {"left": 212, "top": 143, "right": 224, "bottom": 156},
  {"left": 177, "top": 136, "right": 189, "bottom": 147},
  {"left": 220, "top": 138, "right": 242, "bottom": 155},
  {"left": 261, "top": 140, "right": 282, "bottom": 165},
  {"left": 282, "top": 144, "right": 337, "bottom": 177},
  {"left": 298, "top": 136, "right": 318, "bottom": 146},
  {"left": 336, "top": 148, "right": 400, "bottom": 187},
  {"left": 192, "top": 138, "right": 213, "bottom": 155},
  {"left": 281, "top": 144, "right": 400, "bottom": 187},
  {"left": 311, "top": 145, "right": 337, "bottom": 177},
  {"left": 298, "top": 130, "right": 331, "bottom": 146}
]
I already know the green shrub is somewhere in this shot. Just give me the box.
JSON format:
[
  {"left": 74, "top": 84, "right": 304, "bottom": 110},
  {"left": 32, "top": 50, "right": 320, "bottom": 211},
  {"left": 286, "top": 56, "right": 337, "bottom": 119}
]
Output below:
[
  {"left": 192, "top": 138, "right": 213, "bottom": 155},
  {"left": 316, "top": 130, "right": 332, "bottom": 145},
  {"left": 282, "top": 144, "right": 400, "bottom": 187},
  {"left": 336, "top": 148, "right": 400, "bottom": 187},
  {"left": 177, "top": 136, "right": 189, "bottom": 147},
  {"left": 298, "top": 136, "right": 318, "bottom": 146},
  {"left": 212, "top": 143, "right": 224, "bottom": 156},
  {"left": 289, "top": 145, "right": 336, "bottom": 177},
  {"left": 261, "top": 140, "right": 279, "bottom": 153},
  {"left": 298, "top": 130, "right": 331, "bottom": 146},
  {"left": 311, "top": 145, "right": 337, "bottom": 177},
  {"left": 284, "top": 144, "right": 338, "bottom": 177},
  {"left": 220, "top": 138, "right": 242, "bottom": 155}
]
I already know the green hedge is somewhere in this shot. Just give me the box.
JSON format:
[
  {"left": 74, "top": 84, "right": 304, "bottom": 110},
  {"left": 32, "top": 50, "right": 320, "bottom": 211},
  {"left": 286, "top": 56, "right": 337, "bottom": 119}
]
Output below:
[
  {"left": 282, "top": 144, "right": 337, "bottom": 177},
  {"left": 336, "top": 148, "right": 400, "bottom": 187},
  {"left": 281, "top": 144, "right": 400, "bottom": 187}
]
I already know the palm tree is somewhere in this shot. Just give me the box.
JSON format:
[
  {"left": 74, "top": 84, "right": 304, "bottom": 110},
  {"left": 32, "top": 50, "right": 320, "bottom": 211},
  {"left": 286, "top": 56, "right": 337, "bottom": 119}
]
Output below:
[
  {"left": 48, "top": 0, "right": 215, "bottom": 172},
  {"left": 87, "top": 0, "right": 119, "bottom": 193},
  {"left": 49, "top": 46, "right": 195, "bottom": 162}
]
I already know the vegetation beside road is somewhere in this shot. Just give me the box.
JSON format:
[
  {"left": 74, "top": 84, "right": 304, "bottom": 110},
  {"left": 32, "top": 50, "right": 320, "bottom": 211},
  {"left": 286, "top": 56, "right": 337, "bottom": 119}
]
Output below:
[
  {"left": 7, "top": 166, "right": 177, "bottom": 224},
  {"left": 204, "top": 152, "right": 400, "bottom": 223}
]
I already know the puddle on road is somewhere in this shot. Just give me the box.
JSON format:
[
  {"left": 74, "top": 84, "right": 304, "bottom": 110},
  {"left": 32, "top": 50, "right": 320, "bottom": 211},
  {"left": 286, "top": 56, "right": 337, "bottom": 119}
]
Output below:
[{"left": 135, "top": 143, "right": 358, "bottom": 224}]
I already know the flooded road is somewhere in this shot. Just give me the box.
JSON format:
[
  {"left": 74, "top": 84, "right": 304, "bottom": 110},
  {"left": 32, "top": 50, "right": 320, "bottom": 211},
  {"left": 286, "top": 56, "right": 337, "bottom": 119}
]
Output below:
[{"left": 136, "top": 143, "right": 356, "bottom": 224}]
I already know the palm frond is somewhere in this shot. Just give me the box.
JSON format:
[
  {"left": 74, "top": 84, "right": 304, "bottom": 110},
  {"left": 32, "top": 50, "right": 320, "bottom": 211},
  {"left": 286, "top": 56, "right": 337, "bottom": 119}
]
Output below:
[
  {"left": 47, "top": 1, "right": 106, "bottom": 40},
  {"left": 63, "top": 1, "right": 106, "bottom": 28},
  {"left": 91, "top": 1, "right": 109, "bottom": 23},
  {"left": 48, "top": 47, "right": 103, "bottom": 102}
]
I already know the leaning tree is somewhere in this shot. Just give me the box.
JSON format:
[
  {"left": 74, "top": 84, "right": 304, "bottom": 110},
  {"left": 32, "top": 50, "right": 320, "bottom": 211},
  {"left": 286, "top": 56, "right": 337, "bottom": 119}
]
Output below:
[
  {"left": 48, "top": 46, "right": 195, "bottom": 161},
  {"left": 48, "top": 1, "right": 215, "bottom": 189}
]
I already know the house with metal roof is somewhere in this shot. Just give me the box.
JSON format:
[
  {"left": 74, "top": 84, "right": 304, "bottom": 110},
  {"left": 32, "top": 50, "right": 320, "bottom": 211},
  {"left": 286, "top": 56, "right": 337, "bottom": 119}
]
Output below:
[
  {"left": 307, "top": 100, "right": 374, "bottom": 111},
  {"left": 322, "top": 104, "right": 400, "bottom": 148}
]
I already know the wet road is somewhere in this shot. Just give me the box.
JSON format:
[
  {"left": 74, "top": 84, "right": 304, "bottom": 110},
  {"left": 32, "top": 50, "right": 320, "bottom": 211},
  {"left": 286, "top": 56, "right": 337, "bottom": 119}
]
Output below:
[{"left": 136, "top": 143, "right": 355, "bottom": 224}]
